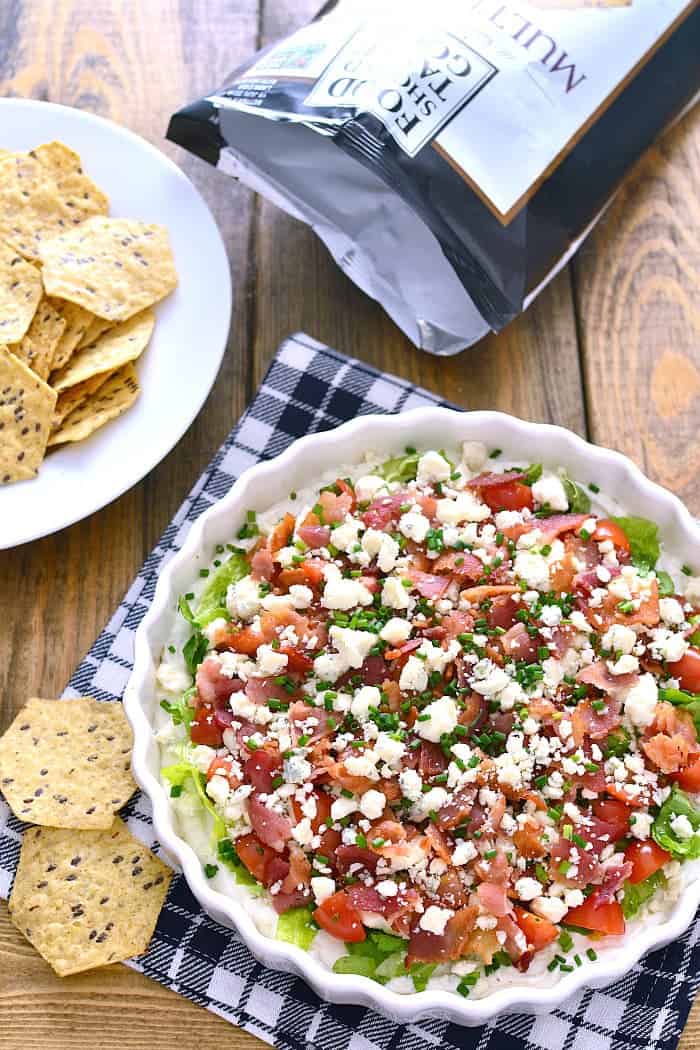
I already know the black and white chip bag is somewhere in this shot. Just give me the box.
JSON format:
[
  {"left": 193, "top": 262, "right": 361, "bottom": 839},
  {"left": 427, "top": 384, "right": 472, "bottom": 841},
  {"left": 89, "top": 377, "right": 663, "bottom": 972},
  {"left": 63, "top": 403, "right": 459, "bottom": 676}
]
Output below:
[{"left": 168, "top": 0, "right": 700, "bottom": 355}]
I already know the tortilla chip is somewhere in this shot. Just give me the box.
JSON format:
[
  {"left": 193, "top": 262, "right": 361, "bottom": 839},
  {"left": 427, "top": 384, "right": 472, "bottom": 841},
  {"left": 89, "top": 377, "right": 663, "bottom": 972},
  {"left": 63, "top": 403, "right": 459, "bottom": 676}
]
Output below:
[
  {"left": 0, "top": 238, "right": 43, "bottom": 343},
  {"left": 50, "top": 308, "right": 154, "bottom": 391},
  {"left": 49, "top": 364, "right": 139, "bottom": 446},
  {"left": 51, "top": 300, "right": 94, "bottom": 371},
  {"left": 77, "top": 315, "right": 113, "bottom": 350},
  {"left": 0, "top": 148, "right": 109, "bottom": 262},
  {"left": 9, "top": 819, "right": 172, "bottom": 976},
  {"left": 38, "top": 217, "right": 177, "bottom": 321},
  {"left": 0, "top": 347, "right": 56, "bottom": 483},
  {"left": 51, "top": 371, "right": 112, "bottom": 429},
  {"left": 0, "top": 697, "right": 137, "bottom": 828},
  {"left": 9, "top": 296, "right": 66, "bottom": 380}
]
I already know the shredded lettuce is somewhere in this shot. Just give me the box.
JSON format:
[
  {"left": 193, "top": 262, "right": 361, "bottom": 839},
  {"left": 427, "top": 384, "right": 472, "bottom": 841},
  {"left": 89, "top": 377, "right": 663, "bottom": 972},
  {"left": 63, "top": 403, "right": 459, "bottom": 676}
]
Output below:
[
  {"left": 561, "top": 474, "right": 591, "bottom": 514},
  {"left": 162, "top": 760, "right": 226, "bottom": 841},
  {"left": 183, "top": 631, "right": 208, "bottom": 676},
  {"left": 196, "top": 551, "right": 249, "bottom": 626},
  {"left": 332, "top": 931, "right": 436, "bottom": 989},
  {"left": 378, "top": 452, "right": 420, "bottom": 484},
  {"left": 610, "top": 515, "right": 660, "bottom": 572},
  {"left": 658, "top": 687, "right": 700, "bottom": 735},
  {"left": 160, "top": 686, "right": 196, "bottom": 729},
  {"left": 276, "top": 906, "right": 318, "bottom": 950},
  {"left": 656, "top": 570, "right": 675, "bottom": 598},
  {"left": 621, "top": 870, "right": 667, "bottom": 919},
  {"left": 410, "top": 962, "right": 437, "bottom": 991},
  {"left": 652, "top": 786, "right": 700, "bottom": 859}
]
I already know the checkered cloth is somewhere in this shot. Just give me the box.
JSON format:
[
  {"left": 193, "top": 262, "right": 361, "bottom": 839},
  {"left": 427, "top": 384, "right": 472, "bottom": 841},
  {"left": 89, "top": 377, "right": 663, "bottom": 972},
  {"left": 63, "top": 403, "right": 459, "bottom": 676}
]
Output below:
[{"left": 1, "top": 332, "right": 698, "bottom": 1050}]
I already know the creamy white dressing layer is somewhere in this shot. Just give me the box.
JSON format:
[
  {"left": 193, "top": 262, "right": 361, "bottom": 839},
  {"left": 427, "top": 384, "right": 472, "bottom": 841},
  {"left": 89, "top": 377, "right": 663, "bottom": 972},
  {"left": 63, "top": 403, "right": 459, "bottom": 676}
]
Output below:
[{"left": 154, "top": 445, "right": 696, "bottom": 998}]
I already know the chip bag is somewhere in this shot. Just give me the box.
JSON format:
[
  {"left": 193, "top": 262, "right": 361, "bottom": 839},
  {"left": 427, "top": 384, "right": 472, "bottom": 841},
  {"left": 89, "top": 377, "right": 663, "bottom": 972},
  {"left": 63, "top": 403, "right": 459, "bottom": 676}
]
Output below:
[{"left": 168, "top": 0, "right": 700, "bottom": 354}]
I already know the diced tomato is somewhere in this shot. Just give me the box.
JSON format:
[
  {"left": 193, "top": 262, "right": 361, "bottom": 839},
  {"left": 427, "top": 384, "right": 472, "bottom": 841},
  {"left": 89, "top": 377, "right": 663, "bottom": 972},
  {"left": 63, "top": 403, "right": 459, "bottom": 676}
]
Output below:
[
  {"left": 674, "top": 754, "right": 700, "bottom": 792},
  {"left": 278, "top": 561, "right": 326, "bottom": 590},
  {"left": 593, "top": 519, "right": 631, "bottom": 555},
  {"left": 190, "top": 703, "right": 224, "bottom": 747},
  {"left": 513, "top": 906, "right": 559, "bottom": 951},
  {"left": 667, "top": 648, "right": 700, "bottom": 695},
  {"left": 313, "top": 890, "right": 366, "bottom": 943},
  {"left": 624, "top": 839, "right": 671, "bottom": 884},
  {"left": 565, "top": 890, "right": 625, "bottom": 935},
  {"left": 235, "top": 833, "right": 275, "bottom": 883},
  {"left": 481, "top": 480, "right": 534, "bottom": 513},
  {"left": 269, "top": 512, "right": 295, "bottom": 553},
  {"left": 291, "top": 789, "right": 332, "bottom": 834},
  {"left": 278, "top": 645, "right": 313, "bottom": 673},
  {"left": 592, "top": 798, "right": 631, "bottom": 839},
  {"left": 225, "top": 625, "right": 266, "bottom": 656}
]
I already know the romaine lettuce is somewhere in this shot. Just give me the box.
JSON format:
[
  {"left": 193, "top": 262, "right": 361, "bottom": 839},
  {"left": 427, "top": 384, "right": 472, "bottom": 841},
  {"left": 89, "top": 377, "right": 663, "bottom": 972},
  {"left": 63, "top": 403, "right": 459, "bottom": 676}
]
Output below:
[
  {"left": 196, "top": 551, "right": 249, "bottom": 626},
  {"left": 621, "top": 870, "right": 666, "bottom": 919},
  {"left": 162, "top": 759, "right": 226, "bottom": 841},
  {"left": 610, "top": 515, "right": 660, "bottom": 572},
  {"left": 276, "top": 906, "right": 318, "bottom": 950},
  {"left": 561, "top": 474, "right": 591, "bottom": 514},
  {"left": 652, "top": 786, "right": 700, "bottom": 859}
]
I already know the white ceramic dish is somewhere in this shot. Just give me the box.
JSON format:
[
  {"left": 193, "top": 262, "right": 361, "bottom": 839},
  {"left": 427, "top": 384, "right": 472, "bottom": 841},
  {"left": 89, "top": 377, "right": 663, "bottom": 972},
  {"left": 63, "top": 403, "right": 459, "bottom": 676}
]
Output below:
[
  {"left": 0, "top": 98, "right": 232, "bottom": 549},
  {"left": 124, "top": 408, "right": 700, "bottom": 1025}
]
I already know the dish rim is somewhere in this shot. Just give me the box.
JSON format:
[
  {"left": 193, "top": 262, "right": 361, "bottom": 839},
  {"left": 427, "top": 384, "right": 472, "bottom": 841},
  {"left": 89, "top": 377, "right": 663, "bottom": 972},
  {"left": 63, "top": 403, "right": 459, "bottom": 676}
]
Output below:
[
  {"left": 0, "top": 97, "right": 232, "bottom": 549},
  {"left": 124, "top": 406, "right": 700, "bottom": 1024}
]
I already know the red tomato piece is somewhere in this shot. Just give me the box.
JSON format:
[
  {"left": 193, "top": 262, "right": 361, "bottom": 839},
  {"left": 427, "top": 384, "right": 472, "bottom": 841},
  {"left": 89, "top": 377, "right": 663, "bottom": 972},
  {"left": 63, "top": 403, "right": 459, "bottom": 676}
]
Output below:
[
  {"left": 674, "top": 754, "right": 700, "bottom": 792},
  {"left": 313, "top": 890, "right": 366, "bottom": 943},
  {"left": 592, "top": 798, "right": 631, "bottom": 840},
  {"left": 190, "top": 703, "right": 224, "bottom": 747},
  {"left": 593, "top": 519, "right": 631, "bottom": 555},
  {"left": 624, "top": 840, "right": 671, "bottom": 884},
  {"left": 513, "top": 905, "right": 559, "bottom": 951},
  {"left": 235, "top": 833, "right": 276, "bottom": 883},
  {"left": 565, "top": 890, "right": 625, "bottom": 935},
  {"left": 278, "top": 645, "right": 314, "bottom": 673},
  {"left": 667, "top": 648, "right": 700, "bottom": 695},
  {"left": 481, "top": 481, "right": 534, "bottom": 513}
]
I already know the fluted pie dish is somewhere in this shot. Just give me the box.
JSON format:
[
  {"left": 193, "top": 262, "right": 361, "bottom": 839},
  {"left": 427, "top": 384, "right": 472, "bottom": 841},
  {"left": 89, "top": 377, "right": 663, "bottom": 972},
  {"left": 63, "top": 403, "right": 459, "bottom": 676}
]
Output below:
[{"left": 124, "top": 409, "right": 700, "bottom": 1024}]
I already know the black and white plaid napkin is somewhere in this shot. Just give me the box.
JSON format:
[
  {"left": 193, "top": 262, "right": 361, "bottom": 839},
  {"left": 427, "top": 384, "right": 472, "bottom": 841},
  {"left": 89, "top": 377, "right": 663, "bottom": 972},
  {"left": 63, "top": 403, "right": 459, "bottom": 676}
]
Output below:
[{"left": 1, "top": 333, "right": 699, "bottom": 1050}]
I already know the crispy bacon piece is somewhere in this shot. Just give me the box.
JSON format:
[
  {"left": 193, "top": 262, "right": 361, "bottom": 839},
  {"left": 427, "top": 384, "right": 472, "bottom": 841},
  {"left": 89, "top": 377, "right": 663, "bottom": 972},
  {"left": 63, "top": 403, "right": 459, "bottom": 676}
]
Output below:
[
  {"left": 596, "top": 861, "right": 633, "bottom": 904},
  {"left": 432, "top": 550, "right": 483, "bottom": 580},
  {"left": 571, "top": 696, "right": 623, "bottom": 745},
  {"left": 642, "top": 701, "right": 698, "bottom": 773},
  {"left": 243, "top": 748, "right": 282, "bottom": 793},
  {"left": 588, "top": 578, "right": 660, "bottom": 630},
  {"left": 425, "top": 823, "right": 452, "bottom": 863},
  {"left": 289, "top": 701, "right": 336, "bottom": 744},
  {"left": 577, "top": 660, "right": 639, "bottom": 699},
  {"left": 460, "top": 584, "right": 519, "bottom": 605},
  {"left": 269, "top": 512, "right": 295, "bottom": 554},
  {"left": 334, "top": 845, "right": 380, "bottom": 874},
  {"left": 513, "top": 818, "right": 547, "bottom": 859},
  {"left": 435, "top": 786, "right": 478, "bottom": 831},
  {"left": 418, "top": 741, "right": 448, "bottom": 778},
  {"left": 477, "top": 881, "right": 511, "bottom": 917},
  {"left": 501, "top": 622, "right": 539, "bottom": 661},
  {"left": 298, "top": 520, "right": 331, "bottom": 549},
  {"left": 440, "top": 610, "right": 475, "bottom": 640},
  {"left": 535, "top": 513, "right": 588, "bottom": 542},
  {"left": 436, "top": 868, "right": 468, "bottom": 909},
  {"left": 251, "top": 546, "right": 275, "bottom": 581},
  {"left": 406, "top": 905, "right": 479, "bottom": 967},
  {"left": 196, "top": 657, "right": 242, "bottom": 707},
  {"left": 247, "top": 794, "right": 293, "bottom": 852},
  {"left": 407, "top": 569, "right": 450, "bottom": 599}
]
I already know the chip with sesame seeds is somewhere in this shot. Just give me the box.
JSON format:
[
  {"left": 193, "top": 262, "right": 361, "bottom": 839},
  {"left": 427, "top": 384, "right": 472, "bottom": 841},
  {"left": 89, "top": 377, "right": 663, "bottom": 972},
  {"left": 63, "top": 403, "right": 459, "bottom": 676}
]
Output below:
[
  {"left": 9, "top": 819, "right": 171, "bottom": 976},
  {"left": 0, "top": 697, "right": 136, "bottom": 828},
  {"left": 0, "top": 346, "right": 56, "bottom": 483}
]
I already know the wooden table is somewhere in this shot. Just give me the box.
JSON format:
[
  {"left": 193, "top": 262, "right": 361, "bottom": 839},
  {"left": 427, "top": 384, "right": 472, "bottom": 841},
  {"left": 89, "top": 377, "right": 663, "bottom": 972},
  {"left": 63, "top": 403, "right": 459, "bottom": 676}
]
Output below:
[{"left": 1, "top": 3, "right": 699, "bottom": 1047}]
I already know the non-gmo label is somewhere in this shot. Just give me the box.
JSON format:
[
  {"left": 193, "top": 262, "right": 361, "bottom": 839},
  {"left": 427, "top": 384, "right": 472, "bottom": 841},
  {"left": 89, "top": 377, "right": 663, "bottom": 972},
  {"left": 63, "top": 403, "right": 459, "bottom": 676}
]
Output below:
[{"left": 305, "top": 27, "right": 497, "bottom": 158}]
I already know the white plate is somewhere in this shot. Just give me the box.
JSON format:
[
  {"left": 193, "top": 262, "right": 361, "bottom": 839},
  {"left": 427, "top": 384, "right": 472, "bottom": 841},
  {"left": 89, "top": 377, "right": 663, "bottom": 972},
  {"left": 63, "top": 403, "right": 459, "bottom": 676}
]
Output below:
[
  {"left": 0, "top": 98, "right": 232, "bottom": 549},
  {"left": 125, "top": 407, "right": 700, "bottom": 1026}
]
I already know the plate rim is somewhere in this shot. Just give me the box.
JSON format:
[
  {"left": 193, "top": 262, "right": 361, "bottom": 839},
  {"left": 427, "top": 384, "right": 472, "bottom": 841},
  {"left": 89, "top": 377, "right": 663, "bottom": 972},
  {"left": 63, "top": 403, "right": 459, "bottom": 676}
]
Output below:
[{"left": 0, "top": 97, "right": 232, "bottom": 550}]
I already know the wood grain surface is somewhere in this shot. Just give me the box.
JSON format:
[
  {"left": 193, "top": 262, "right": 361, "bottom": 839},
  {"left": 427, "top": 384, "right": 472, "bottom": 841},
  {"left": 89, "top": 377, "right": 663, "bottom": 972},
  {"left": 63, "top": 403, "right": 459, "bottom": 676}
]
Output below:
[{"left": 0, "top": 3, "right": 698, "bottom": 1048}]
